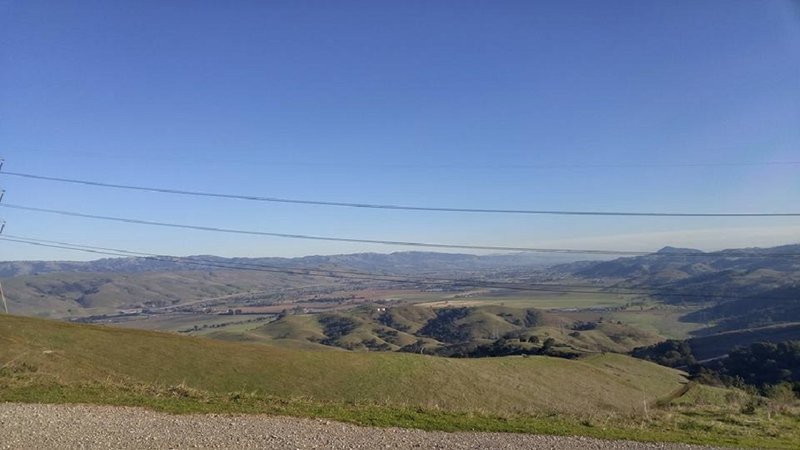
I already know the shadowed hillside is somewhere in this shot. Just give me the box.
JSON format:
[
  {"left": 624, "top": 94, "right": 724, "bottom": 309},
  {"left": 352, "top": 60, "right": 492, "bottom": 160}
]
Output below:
[{"left": 554, "top": 245, "right": 800, "bottom": 336}]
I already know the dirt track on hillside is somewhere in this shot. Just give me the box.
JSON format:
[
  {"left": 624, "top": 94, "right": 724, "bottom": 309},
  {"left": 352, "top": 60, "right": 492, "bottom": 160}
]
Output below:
[{"left": 0, "top": 403, "right": 726, "bottom": 449}]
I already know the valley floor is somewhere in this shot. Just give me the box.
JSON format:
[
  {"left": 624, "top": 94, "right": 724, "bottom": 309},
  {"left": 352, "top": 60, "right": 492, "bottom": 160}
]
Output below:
[{"left": 0, "top": 403, "right": 726, "bottom": 450}]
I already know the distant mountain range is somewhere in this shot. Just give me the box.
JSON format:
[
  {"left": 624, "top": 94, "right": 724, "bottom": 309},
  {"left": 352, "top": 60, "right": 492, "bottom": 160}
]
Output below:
[
  {"left": 554, "top": 244, "right": 800, "bottom": 334},
  {"left": 554, "top": 244, "right": 800, "bottom": 285},
  {"left": 0, "top": 251, "right": 593, "bottom": 278},
  {"left": 3, "top": 244, "right": 798, "bottom": 335},
  {"left": 0, "top": 251, "right": 593, "bottom": 318}
]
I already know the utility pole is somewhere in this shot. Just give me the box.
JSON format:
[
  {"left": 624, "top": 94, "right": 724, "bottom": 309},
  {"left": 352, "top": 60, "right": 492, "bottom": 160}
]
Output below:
[
  {"left": 0, "top": 280, "right": 7, "bottom": 314},
  {"left": 0, "top": 218, "right": 5, "bottom": 314},
  {"left": 0, "top": 158, "right": 7, "bottom": 313}
]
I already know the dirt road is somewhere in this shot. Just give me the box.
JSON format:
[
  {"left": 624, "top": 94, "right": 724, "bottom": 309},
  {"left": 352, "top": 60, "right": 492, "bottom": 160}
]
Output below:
[{"left": 0, "top": 403, "right": 725, "bottom": 449}]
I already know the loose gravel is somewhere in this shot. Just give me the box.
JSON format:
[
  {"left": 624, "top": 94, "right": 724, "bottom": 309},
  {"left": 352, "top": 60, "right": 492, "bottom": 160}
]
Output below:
[{"left": 0, "top": 403, "right": 726, "bottom": 449}]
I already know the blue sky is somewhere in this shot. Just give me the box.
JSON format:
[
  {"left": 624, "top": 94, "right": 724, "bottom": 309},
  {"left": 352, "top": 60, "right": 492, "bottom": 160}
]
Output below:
[{"left": 1, "top": 0, "right": 799, "bottom": 260}]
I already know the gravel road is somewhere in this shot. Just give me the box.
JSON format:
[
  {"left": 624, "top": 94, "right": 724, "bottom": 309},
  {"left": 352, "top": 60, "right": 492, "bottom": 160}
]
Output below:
[{"left": 0, "top": 403, "right": 725, "bottom": 449}]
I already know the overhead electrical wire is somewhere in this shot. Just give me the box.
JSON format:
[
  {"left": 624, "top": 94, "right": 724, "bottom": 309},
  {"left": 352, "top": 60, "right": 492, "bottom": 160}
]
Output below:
[
  {"left": 2, "top": 203, "right": 799, "bottom": 258},
  {"left": 0, "top": 235, "right": 448, "bottom": 285},
  {"left": 0, "top": 234, "right": 795, "bottom": 302},
  {"left": 0, "top": 233, "right": 448, "bottom": 282},
  {"left": 0, "top": 235, "right": 625, "bottom": 293},
  {"left": 0, "top": 233, "right": 724, "bottom": 296},
  {"left": 3, "top": 171, "right": 800, "bottom": 217},
  {"left": 7, "top": 148, "right": 800, "bottom": 169}
]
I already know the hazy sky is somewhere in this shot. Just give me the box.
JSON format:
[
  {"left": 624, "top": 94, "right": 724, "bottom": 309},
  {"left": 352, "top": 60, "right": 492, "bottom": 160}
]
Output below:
[{"left": 1, "top": 1, "right": 799, "bottom": 261}]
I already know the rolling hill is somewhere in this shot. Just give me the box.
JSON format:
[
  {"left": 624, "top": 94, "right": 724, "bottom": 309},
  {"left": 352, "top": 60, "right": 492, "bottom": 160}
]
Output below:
[
  {"left": 683, "top": 286, "right": 800, "bottom": 334},
  {"left": 0, "top": 269, "right": 322, "bottom": 318},
  {"left": 242, "top": 304, "right": 662, "bottom": 356},
  {"left": 555, "top": 244, "right": 800, "bottom": 335},
  {"left": 0, "top": 251, "right": 578, "bottom": 278},
  {"left": 0, "top": 251, "right": 584, "bottom": 319},
  {"left": 556, "top": 245, "right": 800, "bottom": 286},
  {"left": 0, "top": 314, "right": 684, "bottom": 418},
  {"left": 4, "top": 314, "right": 798, "bottom": 449}
]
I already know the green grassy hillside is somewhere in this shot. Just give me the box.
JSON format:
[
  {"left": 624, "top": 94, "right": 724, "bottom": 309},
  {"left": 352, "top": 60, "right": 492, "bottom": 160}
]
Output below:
[
  {"left": 0, "top": 314, "right": 681, "bottom": 417},
  {"left": 1, "top": 270, "right": 308, "bottom": 318},
  {"left": 2, "top": 314, "right": 799, "bottom": 448}
]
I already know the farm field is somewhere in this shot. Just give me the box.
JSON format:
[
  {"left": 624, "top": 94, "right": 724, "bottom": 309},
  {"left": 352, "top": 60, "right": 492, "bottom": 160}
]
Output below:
[
  {"left": 413, "top": 290, "right": 639, "bottom": 310},
  {"left": 607, "top": 308, "right": 706, "bottom": 340},
  {"left": 109, "top": 313, "right": 273, "bottom": 333}
]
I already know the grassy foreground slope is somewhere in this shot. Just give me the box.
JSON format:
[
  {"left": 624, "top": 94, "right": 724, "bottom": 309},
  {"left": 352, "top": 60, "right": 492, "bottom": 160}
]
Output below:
[
  {"left": 0, "top": 314, "right": 680, "bottom": 416},
  {"left": 2, "top": 314, "right": 799, "bottom": 448}
]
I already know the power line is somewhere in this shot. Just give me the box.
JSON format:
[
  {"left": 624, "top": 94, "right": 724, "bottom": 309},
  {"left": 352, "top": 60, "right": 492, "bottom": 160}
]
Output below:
[
  {"left": 2, "top": 203, "right": 799, "bottom": 257},
  {"left": 0, "top": 235, "right": 620, "bottom": 293},
  {"left": 0, "top": 203, "right": 653, "bottom": 254},
  {"left": 9, "top": 146, "right": 800, "bottom": 169},
  {"left": 1, "top": 234, "right": 609, "bottom": 292},
  {"left": 0, "top": 234, "right": 623, "bottom": 292},
  {"left": 1, "top": 235, "right": 797, "bottom": 302},
  {"left": 3, "top": 171, "right": 800, "bottom": 217},
  {"left": 0, "top": 234, "right": 436, "bottom": 281},
  {"left": 0, "top": 234, "right": 795, "bottom": 302},
  {"left": 0, "top": 235, "right": 435, "bottom": 284}
]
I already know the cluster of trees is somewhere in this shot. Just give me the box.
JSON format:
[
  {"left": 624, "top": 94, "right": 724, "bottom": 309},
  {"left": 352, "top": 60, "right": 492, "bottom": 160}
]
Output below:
[
  {"left": 571, "top": 320, "right": 598, "bottom": 331},
  {"left": 362, "top": 338, "right": 392, "bottom": 351},
  {"left": 497, "top": 309, "right": 542, "bottom": 328},
  {"left": 417, "top": 307, "right": 472, "bottom": 343},
  {"left": 631, "top": 340, "right": 696, "bottom": 367},
  {"left": 374, "top": 328, "right": 401, "bottom": 346},
  {"left": 633, "top": 339, "right": 800, "bottom": 398},
  {"left": 317, "top": 315, "right": 359, "bottom": 346},
  {"left": 398, "top": 336, "right": 579, "bottom": 359},
  {"left": 449, "top": 337, "right": 578, "bottom": 359},
  {"left": 377, "top": 313, "right": 409, "bottom": 332},
  {"left": 716, "top": 341, "right": 800, "bottom": 392}
]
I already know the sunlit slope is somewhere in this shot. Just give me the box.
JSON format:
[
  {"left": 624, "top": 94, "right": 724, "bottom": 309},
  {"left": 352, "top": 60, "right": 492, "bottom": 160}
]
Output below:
[
  {"left": 0, "top": 314, "right": 686, "bottom": 416},
  {"left": 248, "top": 306, "right": 661, "bottom": 354}
]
